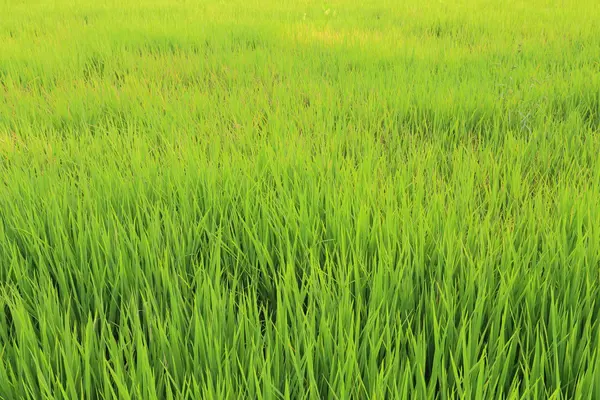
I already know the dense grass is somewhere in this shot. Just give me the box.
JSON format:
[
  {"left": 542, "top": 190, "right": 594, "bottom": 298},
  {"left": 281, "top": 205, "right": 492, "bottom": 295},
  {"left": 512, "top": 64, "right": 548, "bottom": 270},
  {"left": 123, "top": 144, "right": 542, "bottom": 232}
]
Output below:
[{"left": 1, "top": 0, "right": 600, "bottom": 398}]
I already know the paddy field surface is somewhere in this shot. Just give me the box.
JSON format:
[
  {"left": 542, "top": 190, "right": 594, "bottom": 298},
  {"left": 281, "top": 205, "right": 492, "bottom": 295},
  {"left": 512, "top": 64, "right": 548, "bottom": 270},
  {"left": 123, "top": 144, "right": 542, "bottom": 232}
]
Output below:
[{"left": 0, "top": 0, "right": 599, "bottom": 398}]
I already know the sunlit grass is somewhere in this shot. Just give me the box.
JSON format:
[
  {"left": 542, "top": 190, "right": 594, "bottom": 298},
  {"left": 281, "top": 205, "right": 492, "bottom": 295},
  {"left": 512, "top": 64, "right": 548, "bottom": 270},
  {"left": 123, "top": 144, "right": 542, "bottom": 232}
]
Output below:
[{"left": 0, "top": 0, "right": 599, "bottom": 398}]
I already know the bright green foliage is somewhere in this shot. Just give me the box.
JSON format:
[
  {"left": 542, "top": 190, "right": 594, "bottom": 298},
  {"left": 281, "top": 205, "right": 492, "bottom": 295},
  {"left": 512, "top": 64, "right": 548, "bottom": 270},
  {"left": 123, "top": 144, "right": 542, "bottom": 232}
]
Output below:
[{"left": 1, "top": 0, "right": 599, "bottom": 398}]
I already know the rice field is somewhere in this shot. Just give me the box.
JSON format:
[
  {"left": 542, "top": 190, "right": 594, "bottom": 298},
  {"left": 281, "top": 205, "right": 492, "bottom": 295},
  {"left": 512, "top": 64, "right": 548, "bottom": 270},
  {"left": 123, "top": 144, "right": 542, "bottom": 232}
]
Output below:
[{"left": 1, "top": 0, "right": 600, "bottom": 398}]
